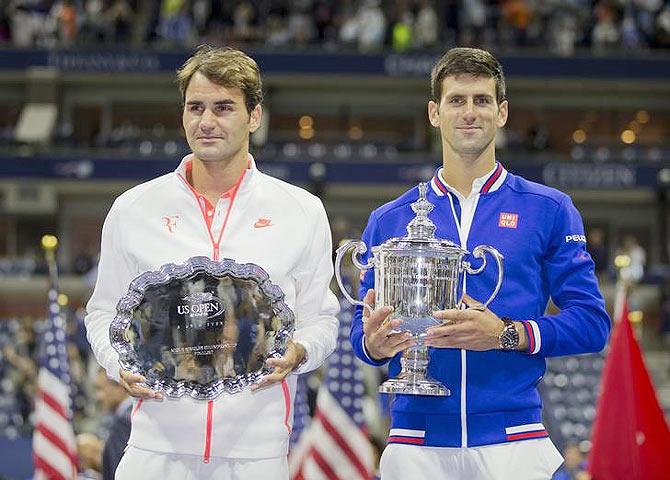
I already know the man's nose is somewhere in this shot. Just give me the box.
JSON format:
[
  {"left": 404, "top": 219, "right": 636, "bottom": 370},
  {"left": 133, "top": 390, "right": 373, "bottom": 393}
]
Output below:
[
  {"left": 462, "top": 100, "right": 476, "bottom": 121},
  {"left": 199, "top": 109, "right": 215, "bottom": 130}
]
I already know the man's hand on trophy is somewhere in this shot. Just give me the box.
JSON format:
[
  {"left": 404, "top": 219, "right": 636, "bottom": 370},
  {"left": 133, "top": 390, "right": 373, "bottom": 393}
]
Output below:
[
  {"left": 424, "top": 294, "right": 504, "bottom": 351},
  {"left": 251, "top": 340, "right": 307, "bottom": 392},
  {"left": 362, "top": 289, "right": 416, "bottom": 361},
  {"left": 118, "top": 369, "right": 163, "bottom": 400}
]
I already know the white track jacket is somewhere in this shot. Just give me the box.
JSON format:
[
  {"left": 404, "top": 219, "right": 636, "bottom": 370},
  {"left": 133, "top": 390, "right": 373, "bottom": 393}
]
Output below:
[{"left": 85, "top": 154, "right": 339, "bottom": 461}]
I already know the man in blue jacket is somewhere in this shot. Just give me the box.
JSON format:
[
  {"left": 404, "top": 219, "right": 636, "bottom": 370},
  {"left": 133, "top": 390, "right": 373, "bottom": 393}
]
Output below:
[{"left": 350, "top": 47, "right": 611, "bottom": 479}]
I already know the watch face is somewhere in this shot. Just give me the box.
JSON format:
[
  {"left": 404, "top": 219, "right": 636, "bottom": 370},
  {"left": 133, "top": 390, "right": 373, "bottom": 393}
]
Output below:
[{"left": 500, "top": 322, "right": 519, "bottom": 350}]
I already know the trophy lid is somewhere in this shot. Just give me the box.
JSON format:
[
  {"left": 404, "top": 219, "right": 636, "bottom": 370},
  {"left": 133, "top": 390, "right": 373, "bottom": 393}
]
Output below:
[{"left": 374, "top": 182, "right": 466, "bottom": 256}]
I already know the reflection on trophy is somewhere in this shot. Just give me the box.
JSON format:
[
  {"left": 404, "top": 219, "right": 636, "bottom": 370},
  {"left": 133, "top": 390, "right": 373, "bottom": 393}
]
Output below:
[
  {"left": 335, "top": 182, "right": 504, "bottom": 396},
  {"left": 111, "top": 257, "right": 294, "bottom": 400}
]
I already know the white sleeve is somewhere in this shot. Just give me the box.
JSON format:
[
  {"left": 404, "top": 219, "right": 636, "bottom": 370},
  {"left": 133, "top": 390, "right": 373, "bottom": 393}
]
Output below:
[
  {"left": 85, "top": 201, "right": 136, "bottom": 382},
  {"left": 291, "top": 199, "right": 340, "bottom": 373}
]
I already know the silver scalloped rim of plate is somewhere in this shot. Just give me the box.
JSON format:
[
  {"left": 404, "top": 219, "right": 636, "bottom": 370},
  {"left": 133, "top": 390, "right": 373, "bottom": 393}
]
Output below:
[{"left": 110, "top": 256, "right": 295, "bottom": 400}]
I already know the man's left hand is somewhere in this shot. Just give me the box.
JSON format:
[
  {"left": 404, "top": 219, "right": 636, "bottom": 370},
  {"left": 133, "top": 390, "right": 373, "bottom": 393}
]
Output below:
[
  {"left": 424, "top": 294, "right": 503, "bottom": 351},
  {"left": 251, "top": 340, "right": 306, "bottom": 391}
]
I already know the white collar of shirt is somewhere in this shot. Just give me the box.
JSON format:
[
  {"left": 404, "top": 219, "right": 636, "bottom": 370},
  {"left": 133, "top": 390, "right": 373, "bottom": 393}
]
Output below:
[
  {"left": 430, "top": 162, "right": 507, "bottom": 201},
  {"left": 174, "top": 153, "right": 257, "bottom": 178}
]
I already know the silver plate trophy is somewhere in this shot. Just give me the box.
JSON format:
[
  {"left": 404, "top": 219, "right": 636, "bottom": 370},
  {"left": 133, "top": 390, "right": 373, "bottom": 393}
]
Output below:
[
  {"left": 110, "top": 256, "right": 294, "bottom": 400},
  {"left": 335, "top": 183, "right": 504, "bottom": 396}
]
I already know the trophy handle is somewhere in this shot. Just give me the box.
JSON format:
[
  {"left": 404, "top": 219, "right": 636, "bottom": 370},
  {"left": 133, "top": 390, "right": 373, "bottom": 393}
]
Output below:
[
  {"left": 335, "top": 240, "right": 374, "bottom": 314},
  {"left": 462, "top": 245, "right": 504, "bottom": 308}
]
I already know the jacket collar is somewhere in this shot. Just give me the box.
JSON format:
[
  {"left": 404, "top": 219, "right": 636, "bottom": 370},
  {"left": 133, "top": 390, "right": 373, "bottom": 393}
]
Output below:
[{"left": 430, "top": 161, "right": 506, "bottom": 198}]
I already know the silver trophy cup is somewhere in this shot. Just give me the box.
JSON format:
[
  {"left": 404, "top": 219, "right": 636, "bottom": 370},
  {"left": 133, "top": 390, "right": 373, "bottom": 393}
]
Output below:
[{"left": 335, "top": 182, "right": 504, "bottom": 396}]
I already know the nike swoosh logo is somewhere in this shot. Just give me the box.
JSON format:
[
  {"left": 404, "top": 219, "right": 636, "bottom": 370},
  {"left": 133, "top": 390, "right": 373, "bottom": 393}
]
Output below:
[{"left": 254, "top": 219, "right": 273, "bottom": 228}]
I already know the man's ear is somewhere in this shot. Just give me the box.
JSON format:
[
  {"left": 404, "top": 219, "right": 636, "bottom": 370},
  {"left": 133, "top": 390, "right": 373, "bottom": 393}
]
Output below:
[
  {"left": 428, "top": 100, "right": 440, "bottom": 128},
  {"left": 497, "top": 100, "right": 508, "bottom": 128},
  {"left": 249, "top": 104, "right": 262, "bottom": 132}
]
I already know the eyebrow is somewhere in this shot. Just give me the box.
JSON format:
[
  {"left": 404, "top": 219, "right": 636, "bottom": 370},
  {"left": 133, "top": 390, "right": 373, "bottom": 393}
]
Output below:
[
  {"left": 446, "top": 93, "right": 494, "bottom": 98},
  {"left": 185, "top": 99, "right": 237, "bottom": 105}
]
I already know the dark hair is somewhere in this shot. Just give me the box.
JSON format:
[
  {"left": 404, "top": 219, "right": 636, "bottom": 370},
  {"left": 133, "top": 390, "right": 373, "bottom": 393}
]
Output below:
[
  {"left": 177, "top": 45, "right": 263, "bottom": 114},
  {"left": 430, "top": 47, "right": 506, "bottom": 104}
]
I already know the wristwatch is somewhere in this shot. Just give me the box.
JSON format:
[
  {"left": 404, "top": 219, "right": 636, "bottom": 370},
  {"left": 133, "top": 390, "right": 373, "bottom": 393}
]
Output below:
[{"left": 499, "top": 318, "right": 520, "bottom": 351}]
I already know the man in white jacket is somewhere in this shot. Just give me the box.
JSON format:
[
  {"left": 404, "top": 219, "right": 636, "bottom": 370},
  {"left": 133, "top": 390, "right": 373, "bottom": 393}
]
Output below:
[{"left": 85, "top": 45, "right": 340, "bottom": 479}]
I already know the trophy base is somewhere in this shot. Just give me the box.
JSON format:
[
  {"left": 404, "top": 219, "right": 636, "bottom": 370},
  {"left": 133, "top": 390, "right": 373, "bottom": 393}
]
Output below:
[{"left": 379, "top": 375, "right": 450, "bottom": 396}]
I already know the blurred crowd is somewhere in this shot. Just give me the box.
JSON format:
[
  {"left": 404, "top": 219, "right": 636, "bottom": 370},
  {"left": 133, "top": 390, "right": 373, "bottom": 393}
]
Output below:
[
  {"left": 1, "top": 0, "right": 670, "bottom": 55},
  {"left": 0, "top": 310, "right": 95, "bottom": 440}
]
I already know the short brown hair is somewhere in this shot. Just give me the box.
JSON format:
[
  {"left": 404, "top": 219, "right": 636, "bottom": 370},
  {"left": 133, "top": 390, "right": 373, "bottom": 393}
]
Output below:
[
  {"left": 430, "top": 47, "right": 506, "bottom": 104},
  {"left": 176, "top": 45, "right": 263, "bottom": 114}
]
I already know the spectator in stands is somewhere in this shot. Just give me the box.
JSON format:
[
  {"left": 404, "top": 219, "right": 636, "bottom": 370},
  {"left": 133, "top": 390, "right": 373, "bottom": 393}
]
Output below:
[
  {"left": 552, "top": 442, "right": 589, "bottom": 480},
  {"left": 76, "top": 432, "right": 103, "bottom": 479},
  {"left": 413, "top": 0, "right": 439, "bottom": 49},
  {"left": 390, "top": 8, "right": 413, "bottom": 52},
  {"left": 3, "top": 0, "right": 670, "bottom": 52},
  {"left": 355, "top": 0, "right": 386, "bottom": 51},
  {"left": 351, "top": 47, "right": 610, "bottom": 480},
  {"left": 79, "top": 0, "right": 108, "bottom": 44},
  {"left": 50, "top": 0, "right": 78, "bottom": 46},
  {"left": 619, "top": 233, "right": 646, "bottom": 283},
  {"left": 107, "top": 0, "right": 134, "bottom": 45},
  {"left": 287, "top": 2, "right": 315, "bottom": 46},
  {"left": 460, "top": 0, "right": 488, "bottom": 47},
  {"left": 232, "top": 1, "right": 257, "bottom": 44},
  {"left": 587, "top": 227, "right": 609, "bottom": 279},
  {"left": 157, "top": 0, "right": 194, "bottom": 47},
  {"left": 592, "top": 1, "right": 621, "bottom": 52},
  {"left": 94, "top": 369, "right": 131, "bottom": 480}
]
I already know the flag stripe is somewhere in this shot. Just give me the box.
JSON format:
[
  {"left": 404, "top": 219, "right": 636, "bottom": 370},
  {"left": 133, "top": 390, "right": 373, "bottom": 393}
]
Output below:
[
  {"left": 316, "top": 411, "right": 369, "bottom": 478},
  {"left": 33, "top": 454, "right": 69, "bottom": 480},
  {"left": 34, "top": 400, "right": 76, "bottom": 446},
  {"left": 37, "top": 369, "right": 70, "bottom": 404},
  {"left": 33, "top": 432, "right": 77, "bottom": 480},
  {"left": 38, "top": 389, "right": 69, "bottom": 420},
  {"left": 33, "top": 280, "right": 78, "bottom": 480},
  {"left": 311, "top": 447, "right": 343, "bottom": 480},
  {"left": 506, "top": 430, "right": 548, "bottom": 441},
  {"left": 306, "top": 417, "right": 366, "bottom": 480},
  {"left": 315, "top": 389, "right": 372, "bottom": 457},
  {"left": 289, "top": 299, "right": 373, "bottom": 480},
  {"left": 36, "top": 424, "right": 78, "bottom": 465}
]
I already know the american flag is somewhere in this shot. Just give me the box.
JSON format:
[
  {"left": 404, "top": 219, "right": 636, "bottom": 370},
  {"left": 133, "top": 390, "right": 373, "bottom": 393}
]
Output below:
[
  {"left": 289, "top": 374, "right": 312, "bottom": 449},
  {"left": 289, "top": 297, "right": 375, "bottom": 479},
  {"left": 32, "top": 278, "right": 78, "bottom": 479}
]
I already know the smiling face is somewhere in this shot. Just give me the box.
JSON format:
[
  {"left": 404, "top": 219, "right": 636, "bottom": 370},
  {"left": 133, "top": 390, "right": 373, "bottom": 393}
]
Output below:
[
  {"left": 428, "top": 73, "right": 508, "bottom": 164},
  {"left": 182, "top": 71, "right": 261, "bottom": 166}
]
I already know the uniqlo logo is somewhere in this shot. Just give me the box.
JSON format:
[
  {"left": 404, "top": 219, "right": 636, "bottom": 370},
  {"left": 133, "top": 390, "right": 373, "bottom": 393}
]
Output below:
[{"left": 498, "top": 212, "right": 518, "bottom": 229}]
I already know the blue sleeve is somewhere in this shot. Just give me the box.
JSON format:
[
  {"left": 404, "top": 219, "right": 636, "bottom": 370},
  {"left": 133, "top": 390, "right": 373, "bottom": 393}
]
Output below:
[
  {"left": 350, "top": 210, "right": 391, "bottom": 366},
  {"left": 526, "top": 196, "right": 611, "bottom": 357}
]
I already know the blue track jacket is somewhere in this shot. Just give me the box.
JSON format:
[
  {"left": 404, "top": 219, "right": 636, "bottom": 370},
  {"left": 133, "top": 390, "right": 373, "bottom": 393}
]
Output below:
[{"left": 351, "top": 163, "right": 611, "bottom": 448}]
